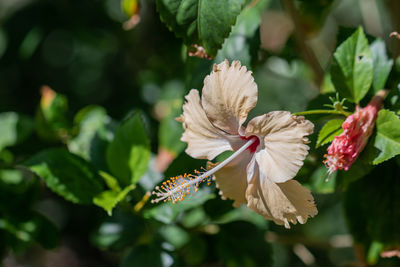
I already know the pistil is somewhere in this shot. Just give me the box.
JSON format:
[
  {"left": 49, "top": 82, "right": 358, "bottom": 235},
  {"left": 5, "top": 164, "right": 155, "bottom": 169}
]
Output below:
[{"left": 151, "top": 138, "right": 256, "bottom": 204}]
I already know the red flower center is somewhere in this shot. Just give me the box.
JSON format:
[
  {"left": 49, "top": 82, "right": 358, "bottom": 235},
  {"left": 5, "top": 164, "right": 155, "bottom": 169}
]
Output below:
[{"left": 240, "top": 135, "right": 260, "bottom": 153}]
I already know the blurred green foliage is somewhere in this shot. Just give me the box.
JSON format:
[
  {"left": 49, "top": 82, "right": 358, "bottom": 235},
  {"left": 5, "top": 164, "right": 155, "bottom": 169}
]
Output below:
[{"left": 0, "top": 0, "right": 400, "bottom": 266}]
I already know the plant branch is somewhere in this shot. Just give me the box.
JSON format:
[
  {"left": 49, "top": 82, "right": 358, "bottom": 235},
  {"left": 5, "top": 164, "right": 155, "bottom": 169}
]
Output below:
[
  {"left": 388, "top": 0, "right": 400, "bottom": 57},
  {"left": 294, "top": 109, "right": 350, "bottom": 117}
]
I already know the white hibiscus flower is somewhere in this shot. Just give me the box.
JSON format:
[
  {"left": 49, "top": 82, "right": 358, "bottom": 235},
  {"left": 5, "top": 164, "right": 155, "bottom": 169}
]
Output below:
[{"left": 152, "top": 60, "right": 317, "bottom": 228}]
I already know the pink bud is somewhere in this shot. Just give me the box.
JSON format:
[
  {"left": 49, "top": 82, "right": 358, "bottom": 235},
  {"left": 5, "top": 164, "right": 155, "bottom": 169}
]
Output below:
[{"left": 324, "top": 91, "right": 387, "bottom": 174}]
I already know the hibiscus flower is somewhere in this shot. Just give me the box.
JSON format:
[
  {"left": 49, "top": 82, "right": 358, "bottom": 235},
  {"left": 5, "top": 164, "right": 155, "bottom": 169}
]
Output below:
[{"left": 152, "top": 60, "right": 317, "bottom": 228}]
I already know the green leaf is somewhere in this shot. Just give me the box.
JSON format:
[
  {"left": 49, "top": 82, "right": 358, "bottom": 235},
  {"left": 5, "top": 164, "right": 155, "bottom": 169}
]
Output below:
[
  {"left": 68, "top": 106, "right": 116, "bottom": 170},
  {"left": 370, "top": 39, "right": 393, "bottom": 93},
  {"left": 316, "top": 119, "right": 344, "bottom": 148},
  {"left": 331, "top": 27, "right": 373, "bottom": 103},
  {"left": 215, "top": 0, "right": 270, "bottom": 67},
  {"left": 373, "top": 109, "right": 400, "bottom": 164},
  {"left": 99, "top": 170, "right": 121, "bottom": 192},
  {"left": 93, "top": 184, "right": 135, "bottom": 215},
  {"left": 106, "top": 112, "right": 150, "bottom": 186},
  {"left": 156, "top": 0, "right": 246, "bottom": 57},
  {"left": 0, "top": 112, "right": 34, "bottom": 152},
  {"left": 24, "top": 148, "right": 104, "bottom": 204}
]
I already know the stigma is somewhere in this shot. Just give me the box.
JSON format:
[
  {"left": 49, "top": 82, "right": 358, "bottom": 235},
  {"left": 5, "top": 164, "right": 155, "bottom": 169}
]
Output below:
[
  {"left": 151, "top": 138, "right": 256, "bottom": 204},
  {"left": 151, "top": 170, "right": 212, "bottom": 203}
]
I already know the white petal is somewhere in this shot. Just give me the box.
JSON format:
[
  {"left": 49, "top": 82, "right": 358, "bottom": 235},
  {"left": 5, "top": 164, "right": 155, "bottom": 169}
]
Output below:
[
  {"left": 246, "top": 161, "right": 317, "bottom": 228},
  {"left": 207, "top": 150, "right": 253, "bottom": 207},
  {"left": 246, "top": 111, "right": 313, "bottom": 183},
  {"left": 179, "top": 89, "right": 242, "bottom": 160},
  {"left": 201, "top": 60, "right": 258, "bottom": 135}
]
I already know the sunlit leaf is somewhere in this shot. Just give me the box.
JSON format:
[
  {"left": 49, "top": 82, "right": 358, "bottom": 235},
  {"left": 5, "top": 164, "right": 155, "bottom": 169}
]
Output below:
[
  {"left": 156, "top": 0, "right": 246, "bottom": 57},
  {"left": 331, "top": 27, "right": 373, "bottom": 103},
  {"left": 24, "top": 148, "right": 104, "bottom": 204},
  {"left": 106, "top": 112, "right": 150, "bottom": 186},
  {"left": 373, "top": 109, "right": 400, "bottom": 164},
  {"left": 316, "top": 119, "right": 344, "bottom": 148},
  {"left": 93, "top": 184, "right": 135, "bottom": 215},
  {"left": 0, "top": 112, "right": 34, "bottom": 152}
]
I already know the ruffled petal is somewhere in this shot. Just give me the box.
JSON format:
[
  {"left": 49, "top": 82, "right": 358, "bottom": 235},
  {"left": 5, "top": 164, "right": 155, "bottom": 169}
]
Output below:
[
  {"left": 201, "top": 60, "right": 258, "bottom": 135},
  {"left": 246, "top": 111, "right": 313, "bottom": 183},
  {"left": 207, "top": 150, "right": 253, "bottom": 207},
  {"left": 179, "top": 89, "right": 243, "bottom": 160},
  {"left": 245, "top": 161, "right": 317, "bottom": 228}
]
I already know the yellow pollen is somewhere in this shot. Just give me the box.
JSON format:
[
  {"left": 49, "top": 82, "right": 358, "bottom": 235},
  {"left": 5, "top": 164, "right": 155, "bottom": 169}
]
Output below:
[{"left": 151, "top": 169, "right": 213, "bottom": 204}]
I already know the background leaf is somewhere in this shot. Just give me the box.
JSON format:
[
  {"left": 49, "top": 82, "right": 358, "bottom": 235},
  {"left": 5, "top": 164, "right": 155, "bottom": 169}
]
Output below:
[
  {"left": 91, "top": 210, "right": 145, "bottom": 251},
  {"left": 120, "top": 244, "right": 172, "bottom": 267},
  {"left": 24, "top": 148, "right": 104, "bottom": 204},
  {"left": 144, "top": 187, "right": 215, "bottom": 224},
  {"left": 35, "top": 86, "right": 71, "bottom": 141},
  {"left": 373, "top": 109, "right": 400, "bottom": 164},
  {"left": 0, "top": 212, "right": 59, "bottom": 251},
  {"left": 309, "top": 165, "right": 336, "bottom": 194},
  {"left": 68, "top": 106, "right": 116, "bottom": 170},
  {"left": 157, "top": 81, "right": 185, "bottom": 156},
  {"left": 215, "top": 222, "right": 272, "bottom": 267},
  {"left": 331, "top": 27, "right": 373, "bottom": 103},
  {"left": 344, "top": 160, "right": 400, "bottom": 260},
  {"left": 106, "top": 112, "right": 150, "bottom": 186}
]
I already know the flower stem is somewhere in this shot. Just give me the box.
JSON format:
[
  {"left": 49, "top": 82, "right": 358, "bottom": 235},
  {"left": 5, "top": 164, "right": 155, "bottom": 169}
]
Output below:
[{"left": 293, "top": 109, "right": 351, "bottom": 117}]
